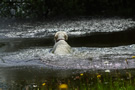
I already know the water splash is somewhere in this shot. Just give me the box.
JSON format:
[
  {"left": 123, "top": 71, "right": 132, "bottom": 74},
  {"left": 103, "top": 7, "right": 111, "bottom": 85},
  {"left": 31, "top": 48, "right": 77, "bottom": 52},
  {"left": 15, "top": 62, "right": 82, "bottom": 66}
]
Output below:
[{"left": 0, "top": 44, "right": 135, "bottom": 70}]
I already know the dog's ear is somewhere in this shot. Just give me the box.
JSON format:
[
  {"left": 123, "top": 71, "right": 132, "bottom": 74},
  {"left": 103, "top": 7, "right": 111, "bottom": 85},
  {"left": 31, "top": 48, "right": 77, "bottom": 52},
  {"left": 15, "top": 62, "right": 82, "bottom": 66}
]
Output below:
[
  {"left": 54, "top": 33, "right": 58, "bottom": 40},
  {"left": 64, "top": 32, "right": 68, "bottom": 40}
]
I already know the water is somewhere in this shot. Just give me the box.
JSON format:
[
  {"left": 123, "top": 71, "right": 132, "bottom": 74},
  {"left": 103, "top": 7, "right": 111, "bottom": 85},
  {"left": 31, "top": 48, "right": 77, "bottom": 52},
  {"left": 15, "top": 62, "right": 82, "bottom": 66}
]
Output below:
[
  {"left": 0, "top": 17, "right": 135, "bottom": 38},
  {"left": 0, "top": 17, "right": 135, "bottom": 89},
  {"left": 0, "top": 45, "right": 135, "bottom": 69}
]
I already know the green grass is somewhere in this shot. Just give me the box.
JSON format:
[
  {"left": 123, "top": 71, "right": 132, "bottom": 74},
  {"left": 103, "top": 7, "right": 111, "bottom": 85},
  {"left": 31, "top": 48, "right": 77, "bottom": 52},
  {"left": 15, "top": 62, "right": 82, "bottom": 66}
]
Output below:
[{"left": 7, "top": 71, "right": 135, "bottom": 90}]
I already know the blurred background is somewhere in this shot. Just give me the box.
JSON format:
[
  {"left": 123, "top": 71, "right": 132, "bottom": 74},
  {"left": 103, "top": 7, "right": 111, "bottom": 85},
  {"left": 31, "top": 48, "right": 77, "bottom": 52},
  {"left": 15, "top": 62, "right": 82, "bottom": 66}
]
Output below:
[{"left": 0, "top": 0, "right": 135, "bottom": 18}]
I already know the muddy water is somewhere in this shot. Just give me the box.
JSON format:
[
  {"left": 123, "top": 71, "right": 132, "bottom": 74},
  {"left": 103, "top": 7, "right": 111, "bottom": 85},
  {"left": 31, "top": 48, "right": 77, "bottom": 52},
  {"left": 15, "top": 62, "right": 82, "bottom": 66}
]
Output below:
[{"left": 0, "top": 17, "right": 135, "bottom": 89}]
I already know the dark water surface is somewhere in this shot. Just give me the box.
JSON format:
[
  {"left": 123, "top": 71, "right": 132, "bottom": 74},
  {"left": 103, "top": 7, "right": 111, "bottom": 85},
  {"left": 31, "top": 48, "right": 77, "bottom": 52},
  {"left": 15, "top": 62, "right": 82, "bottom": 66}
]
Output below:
[{"left": 0, "top": 17, "right": 135, "bottom": 89}]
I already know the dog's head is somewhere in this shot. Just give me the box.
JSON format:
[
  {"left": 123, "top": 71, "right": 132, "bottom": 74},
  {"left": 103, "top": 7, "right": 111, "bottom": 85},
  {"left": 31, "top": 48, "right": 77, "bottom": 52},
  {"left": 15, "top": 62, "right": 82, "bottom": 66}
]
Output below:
[{"left": 54, "top": 31, "right": 68, "bottom": 42}]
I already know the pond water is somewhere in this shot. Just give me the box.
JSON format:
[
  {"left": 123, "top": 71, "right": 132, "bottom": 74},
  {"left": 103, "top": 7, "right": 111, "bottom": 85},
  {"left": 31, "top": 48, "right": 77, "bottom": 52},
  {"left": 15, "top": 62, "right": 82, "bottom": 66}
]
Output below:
[{"left": 0, "top": 17, "right": 135, "bottom": 89}]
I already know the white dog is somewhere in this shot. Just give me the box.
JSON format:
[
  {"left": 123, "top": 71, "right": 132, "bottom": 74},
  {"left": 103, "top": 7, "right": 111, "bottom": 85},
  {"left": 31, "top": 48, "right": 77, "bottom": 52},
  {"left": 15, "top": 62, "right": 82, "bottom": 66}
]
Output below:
[{"left": 52, "top": 31, "right": 72, "bottom": 55}]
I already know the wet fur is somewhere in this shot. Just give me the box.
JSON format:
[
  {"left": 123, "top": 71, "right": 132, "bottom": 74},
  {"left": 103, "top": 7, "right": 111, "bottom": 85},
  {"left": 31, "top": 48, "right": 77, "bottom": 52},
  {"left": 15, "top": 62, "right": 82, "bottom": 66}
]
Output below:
[{"left": 52, "top": 31, "right": 72, "bottom": 55}]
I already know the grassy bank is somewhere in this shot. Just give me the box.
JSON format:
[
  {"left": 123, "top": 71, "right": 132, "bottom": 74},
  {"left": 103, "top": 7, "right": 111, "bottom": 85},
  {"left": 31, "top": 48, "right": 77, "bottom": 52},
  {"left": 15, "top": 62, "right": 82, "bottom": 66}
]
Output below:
[{"left": 8, "top": 70, "right": 135, "bottom": 90}]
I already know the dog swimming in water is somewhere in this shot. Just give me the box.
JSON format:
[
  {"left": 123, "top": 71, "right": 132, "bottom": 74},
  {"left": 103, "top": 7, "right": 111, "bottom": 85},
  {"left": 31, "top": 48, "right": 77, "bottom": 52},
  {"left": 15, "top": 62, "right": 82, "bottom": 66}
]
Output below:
[{"left": 52, "top": 31, "right": 72, "bottom": 55}]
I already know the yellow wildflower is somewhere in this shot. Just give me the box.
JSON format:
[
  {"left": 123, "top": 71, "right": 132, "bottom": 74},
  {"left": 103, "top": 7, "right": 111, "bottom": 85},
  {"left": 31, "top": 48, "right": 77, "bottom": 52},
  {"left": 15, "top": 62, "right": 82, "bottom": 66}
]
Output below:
[
  {"left": 80, "top": 73, "right": 83, "bottom": 76},
  {"left": 59, "top": 84, "right": 68, "bottom": 89},
  {"left": 97, "top": 74, "right": 101, "bottom": 78},
  {"left": 132, "top": 56, "right": 135, "bottom": 58},
  {"left": 42, "top": 83, "right": 46, "bottom": 86}
]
